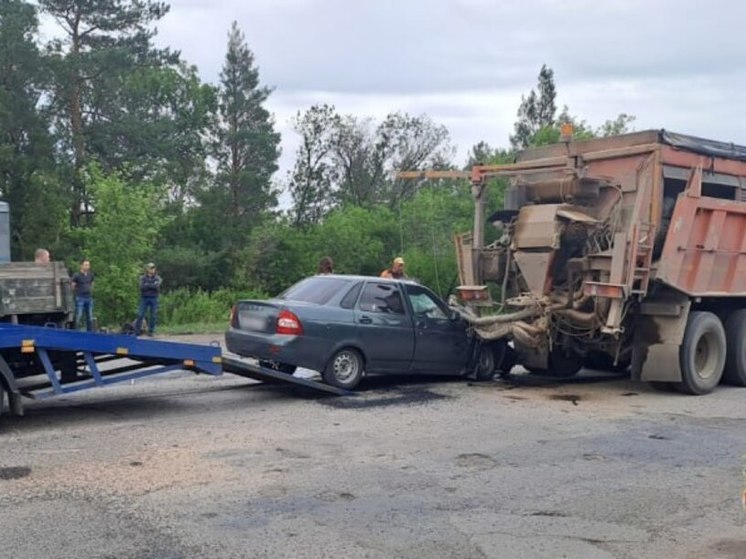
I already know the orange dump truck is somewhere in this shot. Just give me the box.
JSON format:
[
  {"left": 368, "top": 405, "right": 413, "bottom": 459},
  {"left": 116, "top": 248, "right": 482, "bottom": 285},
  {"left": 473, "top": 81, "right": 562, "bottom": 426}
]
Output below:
[{"left": 453, "top": 129, "right": 746, "bottom": 394}]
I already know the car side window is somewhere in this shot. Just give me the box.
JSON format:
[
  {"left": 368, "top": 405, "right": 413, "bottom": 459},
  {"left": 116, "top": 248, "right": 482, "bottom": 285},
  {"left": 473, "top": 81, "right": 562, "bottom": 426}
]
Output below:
[
  {"left": 358, "top": 283, "right": 406, "bottom": 315},
  {"left": 405, "top": 286, "right": 448, "bottom": 320},
  {"left": 340, "top": 282, "right": 363, "bottom": 309}
]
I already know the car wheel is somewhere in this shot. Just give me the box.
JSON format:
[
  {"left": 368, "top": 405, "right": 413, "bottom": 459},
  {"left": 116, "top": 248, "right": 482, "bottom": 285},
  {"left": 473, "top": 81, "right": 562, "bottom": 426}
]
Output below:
[
  {"left": 258, "top": 360, "right": 297, "bottom": 375},
  {"left": 475, "top": 344, "right": 497, "bottom": 381},
  {"left": 0, "top": 380, "right": 5, "bottom": 420},
  {"left": 323, "top": 348, "right": 364, "bottom": 389}
]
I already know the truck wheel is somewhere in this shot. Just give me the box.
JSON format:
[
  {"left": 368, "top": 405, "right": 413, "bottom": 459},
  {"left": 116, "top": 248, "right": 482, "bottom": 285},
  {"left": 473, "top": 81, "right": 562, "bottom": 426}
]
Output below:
[
  {"left": 545, "top": 349, "right": 582, "bottom": 378},
  {"left": 323, "top": 348, "right": 364, "bottom": 390},
  {"left": 723, "top": 309, "right": 746, "bottom": 386},
  {"left": 678, "top": 311, "right": 725, "bottom": 395}
]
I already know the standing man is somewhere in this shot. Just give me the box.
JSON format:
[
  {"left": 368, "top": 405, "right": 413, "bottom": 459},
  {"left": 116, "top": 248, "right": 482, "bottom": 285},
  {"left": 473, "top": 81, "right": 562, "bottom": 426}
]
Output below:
[
  {"left": 136, "top": 262, "right": 162, "bottom": 337},
  {"left": 380, "top": 257, "right": 407, "bottom": 279},
  {"left": 34, "top": 248, "right": 50, "bottom": 264},
  {"left": 72, "top": 259, "right": 95, "bottom": 331}
]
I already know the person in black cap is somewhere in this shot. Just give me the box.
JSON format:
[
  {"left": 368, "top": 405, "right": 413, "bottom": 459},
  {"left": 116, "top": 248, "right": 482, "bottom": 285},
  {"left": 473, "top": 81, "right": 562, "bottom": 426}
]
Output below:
[{"left": 135, "top": 262, "right": 162, "bottom": 336}]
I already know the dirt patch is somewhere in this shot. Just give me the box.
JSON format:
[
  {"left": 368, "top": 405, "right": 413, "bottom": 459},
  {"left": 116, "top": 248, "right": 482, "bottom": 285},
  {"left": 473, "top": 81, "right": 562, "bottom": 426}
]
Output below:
[
  {"left": 549, "top": 394, "right": 581, "bottom": 405},
  {"left": 315, "top": 491, "right": 356, "bottom": 503},
  {"left": 455, "top": 453, "right": 497, "bottom": 470},
  {"left": 687, "top": 540, "right": 746, "bottom": 559},
  {"left": 0, "top": 466, "right": 31, "bottom": 480},
  {"left": 12, "top": 441, "right": 237, "bottom": 497},
  {"left": 319, "top": 387, "right": 450, "bottom": 410}
]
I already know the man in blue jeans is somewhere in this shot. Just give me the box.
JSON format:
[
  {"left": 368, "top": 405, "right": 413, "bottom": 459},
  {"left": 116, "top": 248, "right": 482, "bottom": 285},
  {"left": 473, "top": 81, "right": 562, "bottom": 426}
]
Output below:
[
  {"left": 72, "top": 259, "right": 95, "bottom": 331},
  {"left": 135, "top": 262, "right": 162, "bottom": 336}
]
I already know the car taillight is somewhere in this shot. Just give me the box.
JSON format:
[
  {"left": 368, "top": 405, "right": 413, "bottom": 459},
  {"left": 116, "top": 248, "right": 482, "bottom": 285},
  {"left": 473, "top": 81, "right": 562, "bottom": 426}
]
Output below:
[
  {"left": 276, "top": 310, "right": 303, "bottom": 335},
  {"left": 230, "top": 305, "right": 238, "bottom": 327}
]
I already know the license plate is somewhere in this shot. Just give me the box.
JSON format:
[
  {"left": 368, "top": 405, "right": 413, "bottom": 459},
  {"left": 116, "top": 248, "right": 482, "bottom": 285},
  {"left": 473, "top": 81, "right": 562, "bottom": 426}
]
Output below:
[{"left": 241, "top": 316, "right": 266, "bottom": 331}]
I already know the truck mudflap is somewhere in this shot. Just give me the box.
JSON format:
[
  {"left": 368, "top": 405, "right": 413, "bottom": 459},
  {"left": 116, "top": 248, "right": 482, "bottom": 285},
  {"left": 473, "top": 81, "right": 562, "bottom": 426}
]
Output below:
[{"left": 631, "top": 297, "right": 691, "bottom": 383}]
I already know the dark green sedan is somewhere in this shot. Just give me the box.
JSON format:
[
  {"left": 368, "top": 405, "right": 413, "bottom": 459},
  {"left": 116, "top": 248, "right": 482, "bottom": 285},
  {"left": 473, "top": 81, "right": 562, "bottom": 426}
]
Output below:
[{"left": 225, "top": 275, "right": 503, "bottom": 389}]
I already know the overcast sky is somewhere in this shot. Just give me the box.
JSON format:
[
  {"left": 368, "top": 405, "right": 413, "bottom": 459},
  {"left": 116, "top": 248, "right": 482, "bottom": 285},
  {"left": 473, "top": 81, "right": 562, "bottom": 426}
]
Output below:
[{"left": 155, "top": 0, "right": 744, "bottom": 179}]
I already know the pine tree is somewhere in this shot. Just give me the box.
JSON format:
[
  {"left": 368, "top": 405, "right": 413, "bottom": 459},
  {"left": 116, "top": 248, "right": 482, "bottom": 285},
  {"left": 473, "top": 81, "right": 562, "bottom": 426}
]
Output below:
[
  {"left": 510, "top": 64, "right": 557, "bottom": 150},
  {"left": 536, "top": 64, "right": 556, "bottom": 127},
  {"left": 39, "top": 0, "right": 171, "bottom": 224},
  {"left": 211, "top": 21, "right": 281, "bottom": 247},
  {"left": 0, "top": 0, "right": 63, "bottom": 257}
]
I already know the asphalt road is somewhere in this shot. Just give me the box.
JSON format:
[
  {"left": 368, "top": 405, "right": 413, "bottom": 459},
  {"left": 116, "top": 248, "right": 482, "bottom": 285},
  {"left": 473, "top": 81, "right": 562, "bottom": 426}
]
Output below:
[{"left": 1, "top": 336, "right": 745, "bottom": 558}]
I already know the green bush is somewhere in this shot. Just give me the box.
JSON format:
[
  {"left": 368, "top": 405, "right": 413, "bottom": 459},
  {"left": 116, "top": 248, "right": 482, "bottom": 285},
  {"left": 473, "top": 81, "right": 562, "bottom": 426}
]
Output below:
[{"left": 158, "top": 287, "right": 268, "bottom": 327}]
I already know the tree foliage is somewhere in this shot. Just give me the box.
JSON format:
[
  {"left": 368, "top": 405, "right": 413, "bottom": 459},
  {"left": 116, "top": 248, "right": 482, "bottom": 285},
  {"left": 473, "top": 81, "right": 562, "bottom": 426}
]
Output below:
[
  {"left": 40, "top": 0, "right": 174, "bottom": 222},
  {"left": 0, "top": 0, "right": 60, "bottom": 258},
  {"left": 287, "top": 104, "right": 340, "bottom": 227},
  {"left": 212, "top": 21, "right": 280, "bottom": 238},
  {"left": 76, "top": 168, "right": 164, "bottom": 325},
  {"left": 510, "top": 64, "right": 557, "bottom": 150},
  {"left": 288, "top": 105, "right": 452, "bottom": 224},
  {"left": 509, "top": 65, "right": 635, "bottom": 150},
  {"left": 0, "top": 7, "right": 641, "bottom": 325}
]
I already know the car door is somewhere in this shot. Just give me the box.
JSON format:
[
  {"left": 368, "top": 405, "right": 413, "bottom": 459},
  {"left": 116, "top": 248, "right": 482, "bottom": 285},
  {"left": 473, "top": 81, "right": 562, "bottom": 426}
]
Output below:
[
  {"left": 404, "top": 284, "right": 471, "bottom": 373},
  {"left": 354, "top": 282, "right": 415, "bottom": 372}
]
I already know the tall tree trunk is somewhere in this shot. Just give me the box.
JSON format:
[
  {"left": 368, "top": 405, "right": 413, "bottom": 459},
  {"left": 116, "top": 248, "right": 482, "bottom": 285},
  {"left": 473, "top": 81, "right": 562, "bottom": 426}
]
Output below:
[{"left": 69, "top": 9, "right": 85, "bottom": 226}]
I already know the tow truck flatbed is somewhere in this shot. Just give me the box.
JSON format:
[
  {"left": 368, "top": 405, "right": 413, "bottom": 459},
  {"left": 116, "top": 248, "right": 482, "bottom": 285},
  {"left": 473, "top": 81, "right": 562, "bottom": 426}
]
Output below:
[{"left": 0, "top": 324, "right": 347, "bottom": 420}]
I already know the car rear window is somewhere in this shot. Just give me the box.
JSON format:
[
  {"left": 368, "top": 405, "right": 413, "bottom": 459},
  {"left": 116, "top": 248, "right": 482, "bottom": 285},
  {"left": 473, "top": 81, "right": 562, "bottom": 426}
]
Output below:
[
  {"left": 340, "top": 282, "right": 363, "bottom": 309},
  {"left": 279, "top": 277, "right": 351, "bottom": 305}
]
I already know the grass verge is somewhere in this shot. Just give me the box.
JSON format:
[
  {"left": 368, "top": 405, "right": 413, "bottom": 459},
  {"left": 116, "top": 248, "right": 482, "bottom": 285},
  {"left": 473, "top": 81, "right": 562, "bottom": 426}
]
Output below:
[{"left": 154, "top": 322, "right": 227, "bottom": 336}]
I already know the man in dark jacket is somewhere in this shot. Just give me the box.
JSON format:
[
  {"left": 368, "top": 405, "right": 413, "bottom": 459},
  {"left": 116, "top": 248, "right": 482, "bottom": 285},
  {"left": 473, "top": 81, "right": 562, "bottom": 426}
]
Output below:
[
  {"left": 72, "top": 259, "right": 95, "bottom": 331},
  {"left": 135, "top": 262, "right": 162, "bottom": 336}
]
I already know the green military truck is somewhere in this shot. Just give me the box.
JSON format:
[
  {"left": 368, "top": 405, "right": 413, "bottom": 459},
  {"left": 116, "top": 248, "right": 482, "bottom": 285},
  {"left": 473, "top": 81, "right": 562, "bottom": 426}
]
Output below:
[
  {"left": 0, "top": 261, "right": 73, "bottom": 326},
  {"left": 0, "top": 202, "right": 73, "bottom": 327}
]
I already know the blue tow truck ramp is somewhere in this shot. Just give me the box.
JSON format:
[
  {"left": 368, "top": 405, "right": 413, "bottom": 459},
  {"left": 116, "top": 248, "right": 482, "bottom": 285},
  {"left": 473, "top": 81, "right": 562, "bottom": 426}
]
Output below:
[
  {"left": 221, "top": 355, "right": 350, "bottom": 396},
  {"left": 0, "top": 323, "right": 347, "bottom": 419}
]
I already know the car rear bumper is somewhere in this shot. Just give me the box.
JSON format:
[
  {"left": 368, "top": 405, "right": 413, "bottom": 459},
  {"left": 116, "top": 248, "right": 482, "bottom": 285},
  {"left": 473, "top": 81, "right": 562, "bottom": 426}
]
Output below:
[{"left": 225, "top": 328, "right": 328, "bottom": 372}]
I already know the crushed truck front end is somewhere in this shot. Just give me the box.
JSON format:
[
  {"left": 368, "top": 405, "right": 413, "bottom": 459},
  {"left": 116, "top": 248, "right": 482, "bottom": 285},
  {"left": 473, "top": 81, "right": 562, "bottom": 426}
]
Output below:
[{"left": 454, "top": 129, "right": 746, "bottom": 393}]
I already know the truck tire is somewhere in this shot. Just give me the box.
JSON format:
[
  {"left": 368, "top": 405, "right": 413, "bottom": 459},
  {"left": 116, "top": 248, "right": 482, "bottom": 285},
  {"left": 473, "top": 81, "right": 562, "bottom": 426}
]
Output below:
[
  {"left": 545, "top": 349, "right": 582, "bottom": 378},
  {"left": 723, "top": 309, "right": 746, "bottom": 386},
  {"left": 678, "top": 311, "right": 726, "bottom": 395}
]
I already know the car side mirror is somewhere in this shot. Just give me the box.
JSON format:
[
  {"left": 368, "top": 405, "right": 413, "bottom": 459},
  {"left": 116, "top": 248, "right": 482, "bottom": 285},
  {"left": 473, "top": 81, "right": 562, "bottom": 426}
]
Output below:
[{"left": 449, "top": 309, "right": 460, "bottom": 321}]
